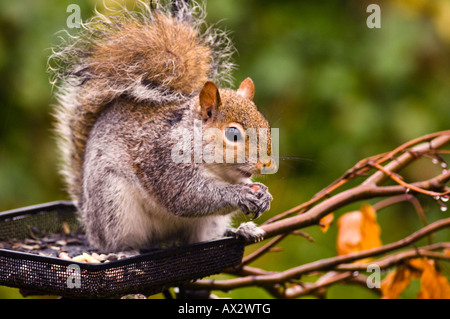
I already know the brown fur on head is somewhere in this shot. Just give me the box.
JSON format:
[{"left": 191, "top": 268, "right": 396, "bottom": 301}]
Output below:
[{"left": 199, "top": 79, "right": 274, "bottom": 178}]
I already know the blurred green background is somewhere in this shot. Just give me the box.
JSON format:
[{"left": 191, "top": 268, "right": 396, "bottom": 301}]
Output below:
[{"left": 0, "top": 0, "right": 449, "bottom": 298}]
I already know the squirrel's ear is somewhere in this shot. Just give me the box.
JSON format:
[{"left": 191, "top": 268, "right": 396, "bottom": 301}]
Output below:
[
  {"left": 199, "top": 81, "right": 221, "bottom": 122},
  {"left": 237, "top": 77, "right": 255, "bottom": 101}
]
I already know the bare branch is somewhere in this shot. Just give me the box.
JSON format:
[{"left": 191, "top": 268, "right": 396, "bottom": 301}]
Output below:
[
  {"left": 363, "top": 130, "right": 450, "bottom": 186},
  {"left": 335, "top": 243, "right": 450, "bottom": 271},
  {"left": 259, "top": 159, "right": 450, "bottom": 242},
  {"left": 187, "top": 217, "right": 450, "bottom": 292}
]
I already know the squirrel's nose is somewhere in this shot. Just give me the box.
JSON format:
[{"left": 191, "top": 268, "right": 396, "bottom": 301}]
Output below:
[{"left": 255, "top": 158, "right": 278, "bottom": 174}]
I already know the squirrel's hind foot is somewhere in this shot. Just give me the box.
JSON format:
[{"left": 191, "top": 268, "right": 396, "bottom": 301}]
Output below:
[{"left": 225, "top": 221, "right": 265, "bottom": 243}]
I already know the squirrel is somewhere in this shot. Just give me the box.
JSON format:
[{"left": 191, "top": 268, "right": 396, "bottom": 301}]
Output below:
[{"left": 49, "top": 0, "right": 276, "bottom": 253}]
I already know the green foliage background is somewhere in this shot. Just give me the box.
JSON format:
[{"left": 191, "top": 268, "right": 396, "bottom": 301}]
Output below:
[{"left": 0, "top": 0, "right": 449, "bottom": 298}]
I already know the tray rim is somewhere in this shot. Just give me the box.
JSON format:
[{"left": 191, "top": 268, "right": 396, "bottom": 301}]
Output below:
[{"left": 0, "top": 200, "right": 76, "bottom": 220}]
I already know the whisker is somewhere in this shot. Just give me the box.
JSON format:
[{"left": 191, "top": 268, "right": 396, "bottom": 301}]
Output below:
[{"left": 278, "top": 156, "right": 315, "bottom": 163}]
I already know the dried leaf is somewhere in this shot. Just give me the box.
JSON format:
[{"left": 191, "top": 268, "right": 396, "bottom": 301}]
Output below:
[
  {"left": 359, "top": 204, "right": 382, "bottom": 250},
  {"left": 381, "top": 258, "right": 450, "bottom": 299},
  {"left": 337, "top": 211, "right": 362, "bottom": 255},
  {"left": 417, "top": 258, "right": 450, "bottom": 299},
  {"left": 337, "top": 204, "right": 382, "bottom": 256},
  {"left": 381, "top": 259, "right": 423, "bottom": 299},
  {"left": 381, "top": 264, "right": 414, "bottom": 299},
  {"left": 319, "top": 213, "right": 334, "bottom": 233}
]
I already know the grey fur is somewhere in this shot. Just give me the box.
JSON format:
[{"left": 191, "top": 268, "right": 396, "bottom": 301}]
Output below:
[{"left": 81, "top": 97, "right": 272, "bottom": 252}]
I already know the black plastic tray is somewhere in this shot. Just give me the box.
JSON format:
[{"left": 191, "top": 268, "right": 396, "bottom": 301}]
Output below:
[{"left": 0, "top": 201, "right": 244, "bottom": 298}]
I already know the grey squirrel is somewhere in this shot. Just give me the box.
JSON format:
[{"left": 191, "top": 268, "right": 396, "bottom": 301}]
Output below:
[{"left": 49, "top": 0, "right": 276, "bottom": 253}]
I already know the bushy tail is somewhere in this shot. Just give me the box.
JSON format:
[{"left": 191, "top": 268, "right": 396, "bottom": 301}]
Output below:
[{"left": 49, "top": 0, "right": 235, "bottom": 204}]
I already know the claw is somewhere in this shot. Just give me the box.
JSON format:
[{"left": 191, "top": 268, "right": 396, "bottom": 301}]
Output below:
[{"left": 237, "top": 183, "right": 273, "bottom": 219}]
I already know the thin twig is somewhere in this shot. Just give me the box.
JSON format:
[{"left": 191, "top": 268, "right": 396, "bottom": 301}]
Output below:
[
  {"left": 374, "top": 193, "right": 432, "bottom": 244},
  {"left": 363, "top": 131, "right": 450, "bottom": 186},
  {"left": 368, "top": 161, "right": 450, "bottom": 197},
  {"left": 282, "top": 271, "right": 353, "bottom": 298},
  {"left": 335, "top": 243, "right": 450, "bottom": 271},
  {"left": 240, "top": 233, "right": 289, "bottom": 266}
]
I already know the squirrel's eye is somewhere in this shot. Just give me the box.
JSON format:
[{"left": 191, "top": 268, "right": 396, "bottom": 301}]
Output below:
[{"left": 225, "top": 127, "right": 243, "bottom": 143}]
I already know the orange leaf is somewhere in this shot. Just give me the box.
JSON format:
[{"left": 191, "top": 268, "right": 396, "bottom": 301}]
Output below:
[
  {"left": 382, "top": 258, "right": 450, "bottom": 299},
  {"left": 360, "top": 204, "right": 382, "bottom": 250},
  {"left": 381, "top": 259, "right": 423, "bottom": 299},
  {"left": 417, "top": 258, "right": 450, "bottom": 299},
  {"left": 337, "top": 211, "right": 362, "bottom": 256},
  {"left": 319, "top": 213, "right": 334, "bottom": 233},
  {"left": 337, "top": 204, "right": 382, "bottom": 257},
  {"left": 381, "top": 264, "right": 415, "bottom": 299}
]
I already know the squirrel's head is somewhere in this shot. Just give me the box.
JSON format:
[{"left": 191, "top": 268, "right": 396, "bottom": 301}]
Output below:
[{"left": 198, "top": 78, "right": 277, "bottom": 182}]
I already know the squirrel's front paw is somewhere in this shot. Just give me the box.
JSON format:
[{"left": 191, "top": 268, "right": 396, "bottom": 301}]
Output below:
[{"left": 236, "top": 182, "right": 273, "bottom": 220}]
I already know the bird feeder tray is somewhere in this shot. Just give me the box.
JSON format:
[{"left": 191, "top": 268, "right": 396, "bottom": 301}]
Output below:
[{"left": 0, "top": 201, "right": 244, "bottom": 298}]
